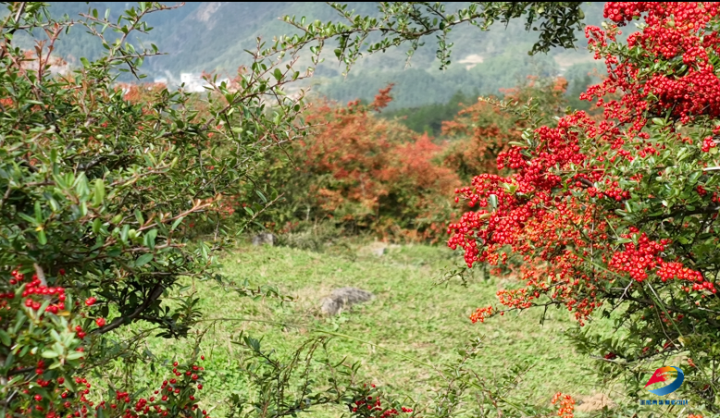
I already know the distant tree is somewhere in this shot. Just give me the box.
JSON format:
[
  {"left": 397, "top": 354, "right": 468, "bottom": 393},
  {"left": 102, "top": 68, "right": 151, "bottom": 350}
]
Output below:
[
  {"left": 258, "top": 86, "right": 461, "bottom": 241},
  {"left": 382, "top": 90, "right": 478, "bottom": 136},
  {"left": 441, "top": 77, "right": 568, "bottom": 182}
]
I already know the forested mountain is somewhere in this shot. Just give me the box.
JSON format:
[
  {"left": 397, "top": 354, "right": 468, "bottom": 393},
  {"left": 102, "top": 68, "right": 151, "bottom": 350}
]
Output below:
[{"left": 35, "top": 2, "right": 607, "bottom": 107}]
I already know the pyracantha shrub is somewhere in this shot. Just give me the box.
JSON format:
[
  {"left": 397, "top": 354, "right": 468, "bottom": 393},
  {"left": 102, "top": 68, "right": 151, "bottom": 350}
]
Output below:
[
  {"left": 0, "top": 2, "right": 307, "bottom": 415},
  {"left": 448, "top": 2, "right": 720, "bottom": 412},
  {"left": 346, "top": 384, "right": 415, "bottom": 418}
]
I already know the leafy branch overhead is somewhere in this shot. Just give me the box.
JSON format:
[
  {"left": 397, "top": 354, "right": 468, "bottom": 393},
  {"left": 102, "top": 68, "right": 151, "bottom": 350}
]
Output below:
[{"left": 274, "top": 2, "right": 585, "bottom": 72}]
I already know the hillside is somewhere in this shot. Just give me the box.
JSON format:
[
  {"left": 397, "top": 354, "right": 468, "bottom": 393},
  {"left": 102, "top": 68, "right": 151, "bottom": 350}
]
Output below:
[{"left": 42, "top": 2, "right": 607, "bottom": 107}]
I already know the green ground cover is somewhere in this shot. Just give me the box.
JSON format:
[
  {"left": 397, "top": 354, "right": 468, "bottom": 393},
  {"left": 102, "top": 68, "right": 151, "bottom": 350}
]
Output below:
[{"left": 120, "top": 241, "right": 618, "bottom": 416}]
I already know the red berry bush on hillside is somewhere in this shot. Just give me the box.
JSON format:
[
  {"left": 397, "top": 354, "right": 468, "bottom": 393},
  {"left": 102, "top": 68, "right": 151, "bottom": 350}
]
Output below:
[{"left": 448, "top": 2, "right": 720, "bottom": 411}]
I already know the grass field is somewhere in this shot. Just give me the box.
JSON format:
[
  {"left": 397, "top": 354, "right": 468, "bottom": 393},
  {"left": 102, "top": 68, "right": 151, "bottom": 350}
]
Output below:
[{"left": 123, "top": 240, "right": 620, "bottom": 417}]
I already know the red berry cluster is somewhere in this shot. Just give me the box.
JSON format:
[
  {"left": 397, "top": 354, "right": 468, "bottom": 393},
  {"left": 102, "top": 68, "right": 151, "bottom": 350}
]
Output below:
[
  {"left": 469, "top": 306, "right": 494, "bottom": 324},
  {"left": 701, "top": 136, "right": 717, "bottom": 152},
  {"left": 15, "top": 374, "right": 94, "bottom": 417},
  {"left": 87, "top": 358, "right": 206, "bottom": 418},
  {"left": 608, "top": 232, "right": 669, "bottom": 282},
  {"left": 9, "top": 269, "right": 67, "bottom": 313},
  {"left": 594, "top": 3, "right": 720, "bottom": 125},
  {"left": 14, "top": 357, "right": 208, "bottom": 418},
  {"left": 1, "top": 268, "right": 202, "bottom": 418},
  {"left": 658, "top": 261, "right": 715, "bottom": 293},
  {"left": 349, "top": 385, "right": 414, "bottom": 418},
  {"left": 551, "top": 393, "right": 576, "bottom": 418}
]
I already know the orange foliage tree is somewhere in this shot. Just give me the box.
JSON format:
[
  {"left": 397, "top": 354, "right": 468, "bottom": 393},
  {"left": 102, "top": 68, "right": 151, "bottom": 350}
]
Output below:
[
  {"left": 275, "top": 86, "right": 460, "bottom": 241},
  {"left": 440, "top": 77, "right": 569, "bottom": 182}
]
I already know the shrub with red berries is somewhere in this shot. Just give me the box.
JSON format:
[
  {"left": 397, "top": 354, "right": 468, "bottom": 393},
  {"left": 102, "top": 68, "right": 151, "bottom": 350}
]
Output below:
[
  {"left": 346, "top": 384, "right": 416, "bottom": 418},
  {"left": 448, "top": 1, "right": 720, "bottom": 412},
  {"left": 0, "top": 1, "right": 307, "bottom": 416}
]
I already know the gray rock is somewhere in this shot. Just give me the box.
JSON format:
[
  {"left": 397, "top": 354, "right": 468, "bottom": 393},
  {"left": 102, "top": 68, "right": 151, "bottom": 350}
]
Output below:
[
  {"left": 320, "top": 287, "right": 374, "bottom": 316},
  {"left": 252, "top": 233, "right": 276, "bottom": 246}
]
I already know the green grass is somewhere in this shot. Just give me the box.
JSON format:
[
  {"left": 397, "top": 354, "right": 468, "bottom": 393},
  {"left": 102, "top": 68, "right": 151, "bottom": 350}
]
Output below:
[{"left": 123, "top": 241, "right": 614, "bottom": 416}]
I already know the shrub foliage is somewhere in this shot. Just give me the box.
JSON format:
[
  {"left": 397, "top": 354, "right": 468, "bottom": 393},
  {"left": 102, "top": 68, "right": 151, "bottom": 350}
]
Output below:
[
  {"left": 448, "top": 2, "right": 720, "bottom": 411},
  {"left": 261, "top": 86, "right": 460, "bottom": 241},
  {"left": 0, "top": 2, "right": 306, "bottom": 415}
]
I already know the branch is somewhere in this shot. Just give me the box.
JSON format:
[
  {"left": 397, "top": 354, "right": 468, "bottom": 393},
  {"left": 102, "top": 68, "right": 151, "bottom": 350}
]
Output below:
[
  {"left": 33, "top": 263, "right": 47, "bottom": 286},
  {"left": 6, "top": 366, "right": 34, "bottom": 378},
  {"left": 76, "top": 151, "right": 119, "bottom": 172},
  {"left": 92, "top": 282, "right": 165, "bottom": 334}
]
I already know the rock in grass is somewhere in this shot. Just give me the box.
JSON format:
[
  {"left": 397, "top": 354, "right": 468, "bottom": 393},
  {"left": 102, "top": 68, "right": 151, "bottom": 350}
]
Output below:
[
  {"left": 320, "top": 287, "right": 374, "bottom": 316},
  {"left": 252, "top": 233, "right": 276, "bottom": 246}
]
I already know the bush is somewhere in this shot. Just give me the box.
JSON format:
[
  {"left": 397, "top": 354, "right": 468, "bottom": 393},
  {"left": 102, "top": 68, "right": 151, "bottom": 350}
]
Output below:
[
  {"left": 381, "top": 90, "right": 478, "bottom": 136},
  {"left": 261, "top": 86, "right": 461, "bottom": 242},
  {"left": 440, "top": 77, "right": 569, "bottom": 183},
  {"left": 0, "top": 2, "right": 306, "bottom": 415},
  {"left": 448, "top": 2, "right": 720, "bottom": 412}
]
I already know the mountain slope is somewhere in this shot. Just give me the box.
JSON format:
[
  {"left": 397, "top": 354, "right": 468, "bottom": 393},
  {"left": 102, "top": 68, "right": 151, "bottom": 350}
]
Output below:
[{"left": 42, "top": 2, "right": 607, "bottom": 106}]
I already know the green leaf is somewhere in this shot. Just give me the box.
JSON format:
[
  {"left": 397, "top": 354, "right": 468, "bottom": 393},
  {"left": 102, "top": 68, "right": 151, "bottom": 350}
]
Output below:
[
  {"left": 171, "top": 216, "right": 184, "bottom": 232},
  {"left": 34, "top": 201, "right": 42, "bottom": 222},
  {"left": 135, "top": 253, "right": 153, "bottom": 267},
  {"left": 119, "top": 225, "right": 130, "bottom": 245},
  {"left": 41, "top": 350, "right": 59, "bottom": 358},
  {"left": 273, "top": 68, "right": 283, "bottom": 81},
  {"left": 135, "top": 209, "right": 144, "bottom": 226},
  {"left": 488, "top": 194, "right": 498, "bottom": 210},
  {"left": 8, "top": 375, "right": 24, "bottom": 386},
  {"left": 256, "top": 190, "right": 268, "bottom": 204},
  {"left": 92, "top": 218, "right": 102, "bottom": 234},
  {"left": 93, "top": 179, "right": 105, "bottom": 206},
  {"left": 18, "top": 212, "right": 38, "bottom": 226},
  {"left": 0, "top": 329, "right": 10, "bottom": 346},
  {"left": 74, "top": 173, "right": 89, "bottom": 197},
  {"left": 689, "top": 171, "right": 702, "bottom": 184},
  {"left": 37, "top": 230, "right": 47, "bottom": 245},
  {"left": 508, "top": 141, "right": 529, "bottom": 148},
  {"left": 145, "top": 229, "right": 158, "bottom": 250}
]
